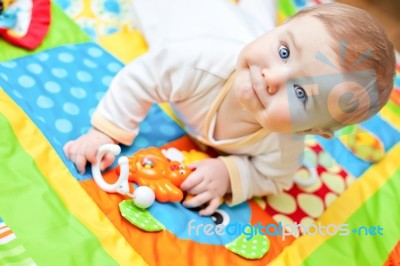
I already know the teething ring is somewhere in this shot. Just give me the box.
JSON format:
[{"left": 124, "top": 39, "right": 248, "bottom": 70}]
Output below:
[
  {"left": 92, "top": 144, "right": 129, "bottom": 193},
  {"left": 91, "top": 144, "right": 155, "bottom": 208},
  {"left": 293, "top": 160, "right": 318, "bottom": 186}
]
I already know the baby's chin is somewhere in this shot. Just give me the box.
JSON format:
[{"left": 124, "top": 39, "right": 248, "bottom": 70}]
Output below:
[
  {"left": 256, "top": 116, "right": 294, "bottom": 133},
  {"left": 234, "top": 86, "right": 255, "bottom": 108}
]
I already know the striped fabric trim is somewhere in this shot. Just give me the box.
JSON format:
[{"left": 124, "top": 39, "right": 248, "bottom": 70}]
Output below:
[{"left": 0, "top": 219, "right": 36, "bottom": 266}]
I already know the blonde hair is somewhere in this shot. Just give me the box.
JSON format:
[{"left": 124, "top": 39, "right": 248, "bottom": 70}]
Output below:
[{"left": 289, "top": 3, "right": 396, "bottom": 129}]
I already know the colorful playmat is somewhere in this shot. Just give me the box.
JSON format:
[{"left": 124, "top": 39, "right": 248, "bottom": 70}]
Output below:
[{"left": 0, "top": 0, "right": 399, "bottom": 265}]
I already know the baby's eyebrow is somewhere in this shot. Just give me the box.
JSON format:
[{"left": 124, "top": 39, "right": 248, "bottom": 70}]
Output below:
[
  {"left": 304, "top": 84, "right": 319, "bottom": 96},
  {"left": 304, "top": 84, "right": 321, "bottom": 109},
  {"left": 287, "top": 30, "right": 302, "bottom": 57}
]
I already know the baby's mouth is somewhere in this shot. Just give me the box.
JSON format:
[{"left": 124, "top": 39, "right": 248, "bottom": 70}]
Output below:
[
  {"left": 248, "top": 66, "right": 268, "bottom": 107},
  {"left": 251, "top": 82, "right": 268, "bottom": 108}
]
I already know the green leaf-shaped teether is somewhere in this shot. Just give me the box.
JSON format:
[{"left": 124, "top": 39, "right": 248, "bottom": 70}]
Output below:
[
  {"left": 225, "top": 227, "right": 270, "bottom": 259},
  {"left": 119, "top": 200, "right": 165, "bottom": 232}
]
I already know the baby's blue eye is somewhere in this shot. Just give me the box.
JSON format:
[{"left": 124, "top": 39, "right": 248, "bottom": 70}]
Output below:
[
  {"left": 279, "top": 46, "right": 290, "bottom": 60},
  {"left": 294, "top": 85, "right": 307, "bottom": 101}
]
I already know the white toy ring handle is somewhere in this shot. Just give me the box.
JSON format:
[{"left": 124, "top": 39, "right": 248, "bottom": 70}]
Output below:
[
  {"left": 293, "top": 160, "right": 318, "bottom": 187},
  {"left": 91, "top": 144, "right": 130, "bottom": 194}
]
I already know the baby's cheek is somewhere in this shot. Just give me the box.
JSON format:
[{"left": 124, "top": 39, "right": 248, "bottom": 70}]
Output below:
[
  {"left": 234, "top": 76, "right": 253, "bottom": 102},
  {"left": 266, "top": 103, "right": 292, "bottom": 131}
]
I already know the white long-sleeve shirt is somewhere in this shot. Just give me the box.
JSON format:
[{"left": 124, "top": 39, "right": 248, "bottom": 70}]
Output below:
[{"left": 92, "top": 37, "right": 304, "bottom": 205}]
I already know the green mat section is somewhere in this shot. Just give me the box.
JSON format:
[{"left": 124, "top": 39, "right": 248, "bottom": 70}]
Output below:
[
  {"left": 302, "top": 169, "right": 400, "bottom": 266},
  {"left": 0, "top": 113, "right": 117, "bottom": 266}
]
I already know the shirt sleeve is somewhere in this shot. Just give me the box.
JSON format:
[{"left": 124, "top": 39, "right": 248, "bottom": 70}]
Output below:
[
  {"left": 91, "top": 42, "right": 215, "bottom": 145},
  {"left": 219, "top": 134, "right": 305, "bottom": 206}
]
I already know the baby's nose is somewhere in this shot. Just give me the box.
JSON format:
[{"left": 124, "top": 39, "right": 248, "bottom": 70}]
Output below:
[
  {"left": 261, "top": 68, "right": 289, "bottom": 94},
  {"left": 261, "top": 69, "right": 273, "bottom": 94}
]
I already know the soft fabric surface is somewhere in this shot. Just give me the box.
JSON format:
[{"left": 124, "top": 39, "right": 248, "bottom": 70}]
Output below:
[{"left": 0, "top": 0, "right": 399, "bottom": 265}]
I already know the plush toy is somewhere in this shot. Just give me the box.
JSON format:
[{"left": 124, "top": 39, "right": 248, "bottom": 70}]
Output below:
[{"left": 0, "top": 0, "right": 51, "bottom": 50}]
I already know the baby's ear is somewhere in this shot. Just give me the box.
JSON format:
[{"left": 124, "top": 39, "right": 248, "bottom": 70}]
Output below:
[{"left": 296, "top": 128, "right": 334, "bottom": 139}]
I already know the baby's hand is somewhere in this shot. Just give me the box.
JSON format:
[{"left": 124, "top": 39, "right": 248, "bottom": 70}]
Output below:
[
  {"left": 180, "top": 158, "right": 231, "bottom": 216},
  {"left": 63, "top": 128, "right": 116, "bottom": 174}
]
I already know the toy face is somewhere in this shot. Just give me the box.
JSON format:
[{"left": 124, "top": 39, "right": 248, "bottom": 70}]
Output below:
[
  {"left": 124, "top": 147, "right": 192, "bottom": 202},
  {"left": 128, "top": 147, "right": 191, "bottom": 183}
]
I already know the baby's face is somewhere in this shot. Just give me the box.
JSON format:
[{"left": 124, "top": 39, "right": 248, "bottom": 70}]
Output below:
[{"left": 234, "top": 15, "right": 372, "bottom": 133}]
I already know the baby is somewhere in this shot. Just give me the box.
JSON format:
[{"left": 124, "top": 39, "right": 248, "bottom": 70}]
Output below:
[{"left": 64, "top": 2, "right": 395, "bottom": 215}]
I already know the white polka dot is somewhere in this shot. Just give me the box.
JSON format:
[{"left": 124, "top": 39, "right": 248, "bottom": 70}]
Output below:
[
  {"left": 88, "top": 47, "right": 103, "bottom": 58},
  {"left": 2, "top": 61, "right": 17, "bottom": 68},
  {"left": 140, "top": 122, "right": 151, "bottom": 133},
  {"left": 77, "top": 71, "right": 92, "bottom": 82},
  {"left": 70, "top": 87, "right": 87, "bottom": 98},
  {"left": 13, "top": 90, "right": 23, "bottom": 99},
  {"left": 135, "top": 136, "right": 149, "bottom": 148},
  {"left": 160, "top": 124, "right": 176, "bottom": 136},
  {"left": 303, "top": 149, "right": 318, "bottom": 168},
  {"left": 52, "top": 68, "right": 68, "bottom": 78},
  {"left": 83, "top": 59, "right": 97, "bottom": 68},
  {"left": 102, "top": 76, "right": 112, "bottom": 86},
  {"left": 36, "top": 116, "right": 45, "bottom": 123},
  {"left": 107, "top": 62, "right": 121, "bottom": 72},
  {"left": 58, "top": 52, "right": 74, "bottom": 63},
  {"left": 37, "top": 96, "right": 54, "bottom": 108},
  {"left": 53, "top": 137, "right": 61, "bottom": 145},
  {"left": 95, "top": 92, "right": 105, "bottom": 101},
  {"left": 298, "top": 193, "right": 324, "bottom": 218},
  {"left": 319, "top": 151, "right": 334, "bottom": 169},
  {"left": 156, "top": 140, "right": 166, "bottom": 146},
  {"left": 27, "top": 63, "right": 43, "bottom": 74},
  {"left": 18, "top": 75, "right": 36, "bottom": 88},
  {"left": 45, "top": 81, "right": 61, "bottom": 93},
  {"left": 0, "top": 73, "right": 9, "bottom": 81},
  {"left": 55, "top": 119, "right": 72, "bottom": 133},
  {"left": 36, "top": 53, "right": 49, "bottom": 62},
  {"left": 63, "top": 102, "right": 80, "bottom": 115},
  {"left": 88, "top": 108, "right": 96, "bottom": 117},
  {"left": 81, "top": 127, "right": 90, "bottom": 134}
]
